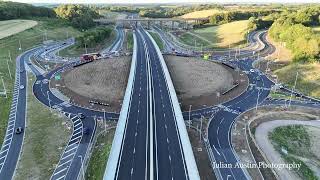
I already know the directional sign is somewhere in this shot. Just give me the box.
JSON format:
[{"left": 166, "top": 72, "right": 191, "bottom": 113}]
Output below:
[{"left": 55, "top": 75, "right": 61, "bottom": 80}]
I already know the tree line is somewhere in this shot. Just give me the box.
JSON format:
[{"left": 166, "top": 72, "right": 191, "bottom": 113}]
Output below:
[
  {"left": 54, "top": 5, "right": 100, "bottom": 30},
  {"left": 209, "top": 10, "right": 277, "bottom": 25},
  {"left": 139, "top": 4, "right": 223, "bottom": 18},
  {"left": 269, "top": 6, "right": 320, "bottom": 63},
  {"left": 0, "top": 1, "right": 55, "bottom": 20},
  {"left": 76, "top": 27, "right": 112, "bottom": 48}
]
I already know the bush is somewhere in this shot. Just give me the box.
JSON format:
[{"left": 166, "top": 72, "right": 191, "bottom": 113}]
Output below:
[{"left": 76, "top": 27, "right": 112, "bottom": 47}]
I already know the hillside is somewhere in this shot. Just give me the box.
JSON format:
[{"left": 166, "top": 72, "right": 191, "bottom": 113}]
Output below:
[{"left": 0, "top": 20, "right": 38, "bottom": 39}]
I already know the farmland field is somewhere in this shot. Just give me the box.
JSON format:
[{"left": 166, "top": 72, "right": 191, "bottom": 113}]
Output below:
[
  {"left": 176, "top": 20, "right": 249, "bottom": 48},
  {"left": 180, "top": 9, "right": 225, "bottom": 18},
  {"left": 0, "top": 20, "right": 38, "bottom": 39}
]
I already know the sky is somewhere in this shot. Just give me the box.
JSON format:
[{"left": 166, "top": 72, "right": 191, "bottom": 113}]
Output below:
[{"left": 7, "top": 0, "right": 320, "bottom": 4}]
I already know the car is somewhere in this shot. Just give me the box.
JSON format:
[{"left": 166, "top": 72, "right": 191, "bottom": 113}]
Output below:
[
  {"left": 27, "top": 62, "right": 32, "bottom": 65},
  {"left": 250, "top": 69, "right": 255, "bottom": 73},
  {"left": 77, "top": 113, "right": 85, "bottom": 119},
  {"left": 20, "top": 69, "right": 25, "bottom": 73},
  {"left": 15, "top": 127, "right": 23, "bottom": 134},
  {"left": 19, "top": 85, "right": 24, "bottom": 90}
]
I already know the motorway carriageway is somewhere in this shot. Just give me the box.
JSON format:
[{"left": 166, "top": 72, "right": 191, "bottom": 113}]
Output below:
[{"left": 108, "top": 26, "right": 199, "bottom": 180}]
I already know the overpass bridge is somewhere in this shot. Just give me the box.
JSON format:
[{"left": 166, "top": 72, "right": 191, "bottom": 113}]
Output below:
[{"left": 94, "top": 17, "right": 209, "bottom": 29}]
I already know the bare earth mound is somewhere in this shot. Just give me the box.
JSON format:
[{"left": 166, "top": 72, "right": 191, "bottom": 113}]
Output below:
[
  {"left": 62, "top": 56, "right": 131, "bottom": 112},
  {"left": 164, "top": 55, "right": 239, "bottom": 110},
  {"left": 59, "top": 55, "right": 245, "bottom": 112}
]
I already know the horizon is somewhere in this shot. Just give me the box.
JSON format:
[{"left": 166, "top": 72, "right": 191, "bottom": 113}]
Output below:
[{"left": 5, "top": 0, "right": 320, "bottom": 4}]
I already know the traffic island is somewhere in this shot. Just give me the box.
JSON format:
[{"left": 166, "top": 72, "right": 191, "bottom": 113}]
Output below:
[{"left": 231, "top": 105, "right": 320, "bottom": 180}]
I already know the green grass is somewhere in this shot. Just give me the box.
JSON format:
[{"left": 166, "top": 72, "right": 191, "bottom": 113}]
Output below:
[
  {"left": 86, "top": 129, "right": 115, "bottom": 180},
  {"left": 270, "top": 125, "right": 318, "bottom": 179},
  {"left": 283, "top": 155, "right": 318, "bottom": 180},
  {"left": 194, "top": 20, "right": 249, "bottom": 48},
  {"left": 178, "top": 32, "right": 210, "bottom": 48},
  {"left": 149, "top": 31, "right": 164, "bottom": 50},
  {"left": 15, "top": 74, "right": 71, "bottom": 179},
  {"left": 0, "top": 18, "right": 82, "bottom": 147},
  {"left": 176, "top": 20, "right": 249, "bottom": 49},
  {"left": 59, "top": 27, "right": 116, "bottom": 57},
  {"left": 274, "top": 63, "right": 320, "bottom": 98},
  {"left": 269, "top": 91, "right": 303, "bottom": 101},
  {"left": 127, "top": 32, "right": 133, "bottom": 51},
  {"left": 269, "top": 125, "right": 311, "bottom": 157}
]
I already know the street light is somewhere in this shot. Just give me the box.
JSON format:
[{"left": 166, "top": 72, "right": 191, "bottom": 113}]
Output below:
[
  {"left": 47, "top": 91, "right": 52, "bottom": 112},
  {"left": 188, "top": 105, "right": 192, "bottom": 129}
]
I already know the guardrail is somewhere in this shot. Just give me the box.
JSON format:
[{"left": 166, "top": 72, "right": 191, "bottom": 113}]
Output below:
[
  {"left": 103, "top": 32, "right": 138, "bottom": 180},
  {"left": 145, "top": 30, "right": 200, "bottom": 180}
]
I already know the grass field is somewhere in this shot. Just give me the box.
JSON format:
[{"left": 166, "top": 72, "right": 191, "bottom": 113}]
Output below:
[
  {"left": 0, "top": 18, "right": 82, "bottom": 147},
  {"left": 274, "top": 63, "right": 320, "bottom": 98},
  {"left": 270, "top": 125, "right": 318, "bottom": 180},
  {"left": 176, "top": 20, "right": 249, "bottom": 48},
  {"left": 194, "top": 20, "right": 249, "bottom": 48},
  {"left": 180, "top": 9, "right": 225, "bottom": 18},
  {"left": 0, "top": 20, "right": 38, "bottom": 40},
  {"left": 86, "top": 129, "right": 115, "bottom": 180},
  {"left": 149, "top": 31, "right": 164, "bottom": 50},
  {"left": 15, "top": 75, "right": 71, "bottom": 180}
]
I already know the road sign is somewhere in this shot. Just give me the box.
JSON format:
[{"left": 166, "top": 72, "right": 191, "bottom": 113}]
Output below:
[{"left": 55, "top": 75, "right": 61, "bottom": 80}]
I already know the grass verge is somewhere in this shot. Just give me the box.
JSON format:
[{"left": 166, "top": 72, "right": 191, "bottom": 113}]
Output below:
[
  {"left": 269, "top": 125, "right": 310, "bottom": 156},
  {"left": 14, "top": 74, "right": 71, "bottom": 179},
  {"left": 175, "top": 20, "right": 249, "bottom": 49},
  {"left": 0, "top": 18, "right": 82, "bottom": 146},
  {"left": 59, "top": 27, "right": 116, "bottom": 57},
  {"left": 269, "top": 125, "right": 318, "bottom": 180},
  {"left": 127, "top": 32, "right": 133, "bottom": 51},
  {"left": 86, "top": 128, "right": 115, "bottom": 180},
  {"left": 274, "top": 63, "right": 320, "bottom": 98},
  {"left": 149, "top": 31, "right": 164, "bottom": 50}
]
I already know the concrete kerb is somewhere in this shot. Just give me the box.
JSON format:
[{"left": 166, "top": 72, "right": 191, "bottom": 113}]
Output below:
[
  {"left": 103, "top": 32, "right": 137, "bottom": 180},
  {"left": 145, "top": 30, "right": 201, "bottom": 180}
]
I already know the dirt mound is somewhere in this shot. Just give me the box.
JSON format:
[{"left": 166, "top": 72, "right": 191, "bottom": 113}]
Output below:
[{"left": 63, "top": 56, "right": 131, "bottom": 110}]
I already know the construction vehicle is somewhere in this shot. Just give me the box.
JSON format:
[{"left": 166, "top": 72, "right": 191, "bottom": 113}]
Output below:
[{"left": 81, "top": 53, "right": 102, "bottom": 61}]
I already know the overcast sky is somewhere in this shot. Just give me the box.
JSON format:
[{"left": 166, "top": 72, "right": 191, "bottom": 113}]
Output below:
[{"left": 7, "top": 0, "right": 320, "bottom": 4}]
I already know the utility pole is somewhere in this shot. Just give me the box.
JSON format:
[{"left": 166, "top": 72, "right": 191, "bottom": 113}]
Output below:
[
  {"left": 7, "top": 51, "right": 12, "bottom": 79},
  {"left": 47, "top": 91, "right": 52, "bottom": 112},
  {"left": 199, "top": 116, "right": 203, "bottom": 142},
  {"left": 188, "top": 105, "right": 192, "bottom": 129},
  {"left": 19, "top": 40, "right": 22, "bottom": 51},
  {"left": 256, "top": 89, "right": 260, "bottom": 111},
  {"left": 103, "top": 109, "right": 106, "bottom": 132},
  {"left": 84, "top": 43, "right": 88, "bottom": 54},
  {"left": 289, "top": 72, "right": 299, "bottom": 107}
]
